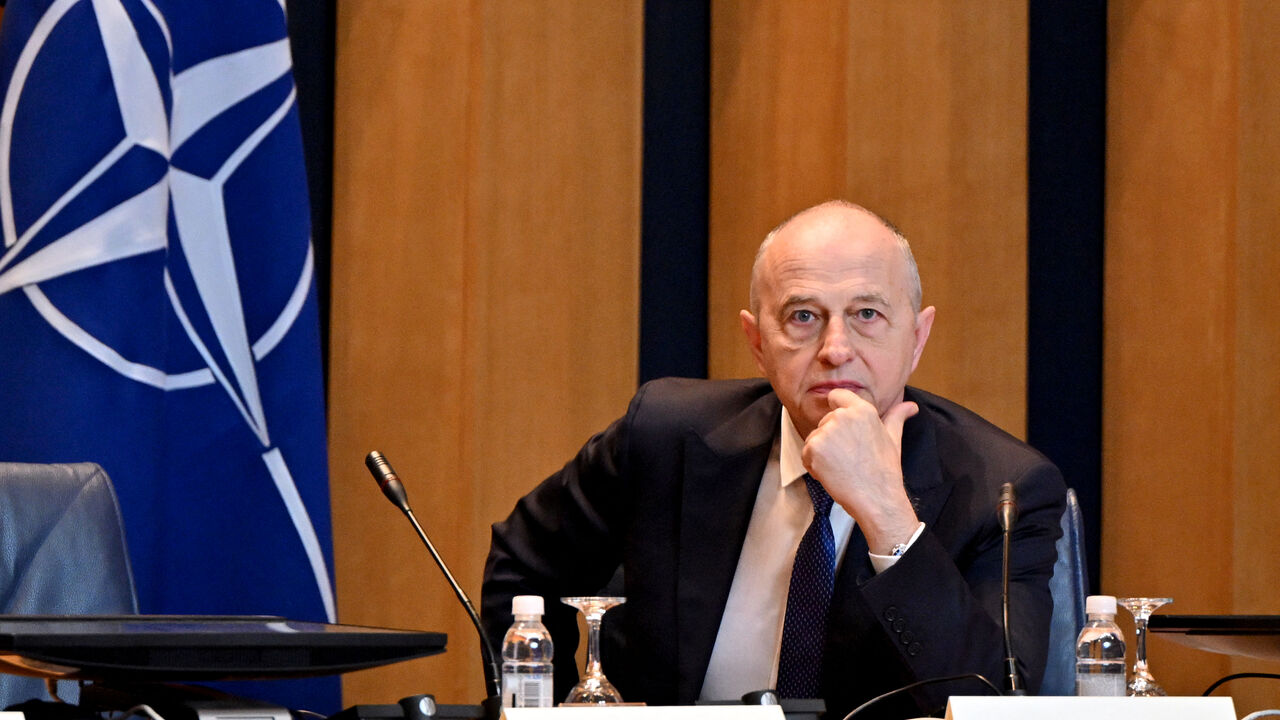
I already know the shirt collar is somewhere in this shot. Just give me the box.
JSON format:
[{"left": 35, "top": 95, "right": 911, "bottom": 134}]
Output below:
[{"left": 779, "top": 407, "right": 807, "bottom": 488}]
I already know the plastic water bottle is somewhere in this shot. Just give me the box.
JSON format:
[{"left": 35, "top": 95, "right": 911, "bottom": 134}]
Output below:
[
  {"left": 1075, "top": 594, "right": 1127, "bottom": 696},
  {"left": 501, "top": 595, "right": 555, "bottom": 708}
]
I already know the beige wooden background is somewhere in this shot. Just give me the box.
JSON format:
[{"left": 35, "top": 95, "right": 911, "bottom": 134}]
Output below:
[
  {"left": 329, "top": 1, "right": 643, "bottom": 706},
  {"left": 1104, "top": 1, "right": 1280, "bottom": 713},
  {"left": 328, "top": 0, "right": 1280, "bottom": 713}
]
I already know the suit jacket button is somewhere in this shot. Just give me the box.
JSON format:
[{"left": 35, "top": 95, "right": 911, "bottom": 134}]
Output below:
[
  {"left": 884, "top": 606, "right": 898, "bottom": 621},
  {"left": 901, "top": 630, "right": 915, "bottom": 644},
  {"left": 891, "top": 618, "right": 907, "bottom": 633},
  {"left": 907, "top": 642, "right": 923, "bottom": 656}
]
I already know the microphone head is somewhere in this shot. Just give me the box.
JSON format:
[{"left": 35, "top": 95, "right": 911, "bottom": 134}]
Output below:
[
  {"left": 997, "top": 482, "right": 1018, "bottom": 531},
  {"left": 365, "top": 450, "right": 392, "bottom": 476},
  {"left": 366, "top": 450, "right": 411, "bottom": 511}
]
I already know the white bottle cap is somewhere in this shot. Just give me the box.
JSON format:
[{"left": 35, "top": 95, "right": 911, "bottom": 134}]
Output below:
[
  {"left": 512, "top": 595, "right": 545, "bottom": 616},
  {"left": 1086, "top": 595, "right": 1117, "bottom": 615}
]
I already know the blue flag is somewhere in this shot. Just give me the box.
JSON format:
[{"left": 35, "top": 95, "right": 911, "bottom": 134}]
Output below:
[{"left": 0, "top": 0, "right": 337, "bottom": 711}]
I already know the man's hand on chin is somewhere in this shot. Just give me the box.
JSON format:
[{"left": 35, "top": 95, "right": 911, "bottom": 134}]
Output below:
[{"left": 801, "top": 388, "right": 921, "bottom": 555}]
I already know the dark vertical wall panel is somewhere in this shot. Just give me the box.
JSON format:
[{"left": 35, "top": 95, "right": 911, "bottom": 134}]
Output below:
[
  {"left": 287, "top": 1, "right": 336, "bottom": 383},
  {"left": 1026, "top": 0, "right": 1106, "bottom": 594},
  {"left": 640, "top": 1, "right": 710, "bottom": 382}
]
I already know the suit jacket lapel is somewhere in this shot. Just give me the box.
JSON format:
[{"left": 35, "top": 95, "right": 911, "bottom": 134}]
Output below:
[
  {"left": 674, "top": 393, "right": 780, "bottom": 703},
  {"left": 899, "top": 386, "right": 951, "bottom": 526}
]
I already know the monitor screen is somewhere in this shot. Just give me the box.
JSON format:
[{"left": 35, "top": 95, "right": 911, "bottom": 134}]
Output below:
[
  {"left": 0, "top": 615, "right": 447, "bottom": 681},
  {"left": 1149, "top": 614, "right": 1280, "bottom": 662}
]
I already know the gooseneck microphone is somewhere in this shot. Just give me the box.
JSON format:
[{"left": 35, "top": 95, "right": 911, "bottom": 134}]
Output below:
[
  {"left": 365, "top": 451, "right": 503, "bottom": 719},
  {"left": 996, "top": 481, "right": 1023, "bottom": 695}
]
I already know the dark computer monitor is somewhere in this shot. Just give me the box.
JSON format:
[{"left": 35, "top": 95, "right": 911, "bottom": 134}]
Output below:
[
  {"left": 0, "top": 615, "right": 447, "bottom": 681},
  {"left": 1149, "top": 614, "right": 1280, "bottom": 662}
]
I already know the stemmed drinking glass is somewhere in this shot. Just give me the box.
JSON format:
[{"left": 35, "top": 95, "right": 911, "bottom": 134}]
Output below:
[
  {"left": 561, "top": 596, "right": 626, "bottom": 704},
  {"left": 1117, "top": 596, "right": 1172, "bottom": 696}
]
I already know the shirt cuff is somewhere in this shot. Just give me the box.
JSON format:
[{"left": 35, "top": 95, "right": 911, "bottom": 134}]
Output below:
[{"left": 868, "top": 521, "right": 926, "bottom": 574}]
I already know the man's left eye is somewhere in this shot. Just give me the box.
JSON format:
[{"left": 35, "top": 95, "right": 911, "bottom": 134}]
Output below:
[{"left": 856, "top": 308, "right": 879, "bottom": 321}]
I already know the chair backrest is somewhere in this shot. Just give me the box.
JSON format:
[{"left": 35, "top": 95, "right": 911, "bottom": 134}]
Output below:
[
  {"left": 1039, "top": 487, "right": 1088, "bottom": 696},
  {"left": 0, "top": 462, "right": 138, "bottom": 706}
]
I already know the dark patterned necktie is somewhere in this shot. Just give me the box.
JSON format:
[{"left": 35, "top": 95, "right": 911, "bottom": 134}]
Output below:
[{"left": 776, "top": 473, "right": 836, "bottom": 698}]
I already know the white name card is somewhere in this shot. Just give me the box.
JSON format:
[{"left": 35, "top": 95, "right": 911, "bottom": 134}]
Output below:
[
  {"left": 504, "top": 707, "right": 784, "bottom": 720},
  {"left": 944, "top": 696, "right": 1236, "bottom": 720}
]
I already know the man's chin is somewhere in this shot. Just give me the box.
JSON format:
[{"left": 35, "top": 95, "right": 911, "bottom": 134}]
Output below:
[{"left": 790, "top": 404, "right": 824, "bottom": 439}]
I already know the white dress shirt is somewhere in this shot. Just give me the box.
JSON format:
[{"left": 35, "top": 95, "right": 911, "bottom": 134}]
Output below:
[{"left": 698, "top": 407, "right": 925, "bottom": 701}]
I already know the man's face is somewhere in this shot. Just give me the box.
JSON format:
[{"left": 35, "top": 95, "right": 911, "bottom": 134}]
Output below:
[{"left": 740, "top": 207, "right": 935, "bottom": 439}]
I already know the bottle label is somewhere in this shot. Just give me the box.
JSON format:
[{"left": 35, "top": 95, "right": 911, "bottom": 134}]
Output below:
[
  {"left": 503, "top": 672, "right": 553, "bottom": 708},
  {"left": 1076, "top": 671, "right": 1126, "bottom": 697}
]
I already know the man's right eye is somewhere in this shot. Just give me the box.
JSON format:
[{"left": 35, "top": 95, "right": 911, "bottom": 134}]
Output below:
[{"left": 791, "top": 309, "right": 815, "bottom": 324}]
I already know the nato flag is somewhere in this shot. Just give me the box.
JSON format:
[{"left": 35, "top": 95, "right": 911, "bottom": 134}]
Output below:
[{"left": 0, "top": 0, "right": 338, "bottom": 712}]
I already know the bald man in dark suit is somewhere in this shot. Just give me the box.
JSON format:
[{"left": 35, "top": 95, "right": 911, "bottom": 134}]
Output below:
[{"left": 482, "top": 201, "right": 1065, "bottom": 719}]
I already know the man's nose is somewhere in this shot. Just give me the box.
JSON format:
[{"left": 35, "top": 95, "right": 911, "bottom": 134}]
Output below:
[{"left": 817, "top": 320, "right": 854, "bottom": 365}]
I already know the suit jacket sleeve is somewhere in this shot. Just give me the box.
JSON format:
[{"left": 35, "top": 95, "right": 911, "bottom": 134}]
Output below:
[{"left": 481, "top": 383, "right": 645, "bottom": 699}]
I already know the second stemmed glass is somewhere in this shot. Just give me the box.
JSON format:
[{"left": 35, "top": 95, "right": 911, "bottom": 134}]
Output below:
[
  {"left": 1117, "top": 596, "right": 1172, "bottom": 696},
  {"left": 561, "top": 596, "right": 626, "bottom": 704}
]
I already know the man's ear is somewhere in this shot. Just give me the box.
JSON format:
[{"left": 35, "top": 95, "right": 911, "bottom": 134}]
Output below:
[
  {"left": 910, "top": 305, "right": 936, "bottom": 372},
  {"left": 740, "top": 309, "right": 767, "bottom": 375}
]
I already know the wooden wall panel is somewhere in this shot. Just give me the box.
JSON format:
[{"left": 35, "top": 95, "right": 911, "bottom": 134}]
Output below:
[
  {"left": 329, "top": 2, "right": 641, "bottom": 707},
  {"left": 710, "top": 0, "right": 1029, "bottom": 437},
  {"left": 844, "top": 2, "right": 1028, "bottom": 434},
  {"left": 1104, "top": 0, "right": 1235, "bottom": 697},
  {"left": 1235, "top": 0, "right": 1280, "bottom": 613},
  {"left": 1231, "top": 4, "right": 1280, "bottom": 712},
  {"left": 1106, "top": 1, "right": 1280, "bottom": 711},
  {"left": 708, "top": 2, "right": 850, "bottom": 384}
]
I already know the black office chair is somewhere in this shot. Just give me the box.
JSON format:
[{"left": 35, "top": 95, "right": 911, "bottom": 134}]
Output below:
[
  {"left": 0, "top": 462, "right": 139, "bottom": 706},
  {"left": 1039, "top": 488, "right": 1088, "bottom": 695}
]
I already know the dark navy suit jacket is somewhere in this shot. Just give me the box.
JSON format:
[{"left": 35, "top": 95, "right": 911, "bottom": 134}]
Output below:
[{"left": 482, "top": 378, "right": 1065, "bottom": 719}]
